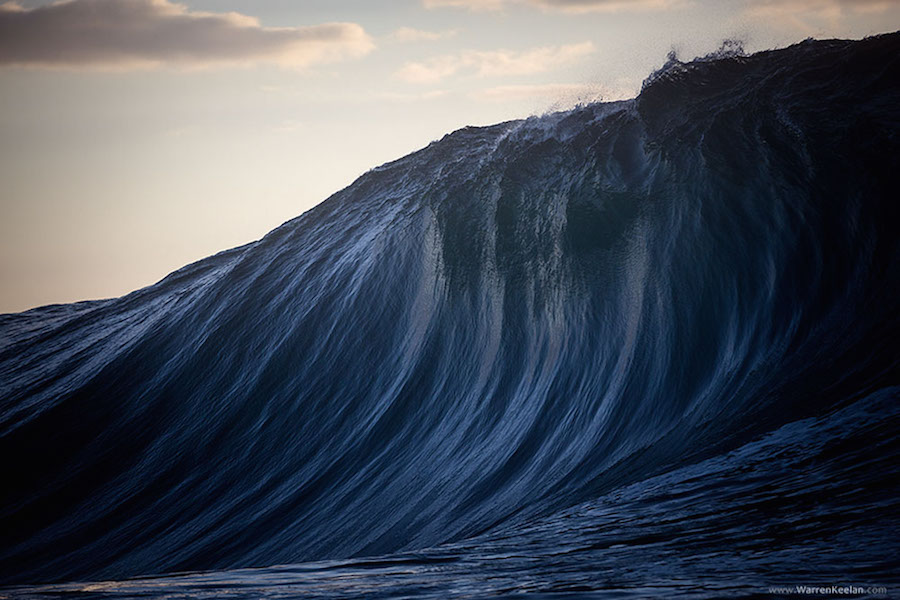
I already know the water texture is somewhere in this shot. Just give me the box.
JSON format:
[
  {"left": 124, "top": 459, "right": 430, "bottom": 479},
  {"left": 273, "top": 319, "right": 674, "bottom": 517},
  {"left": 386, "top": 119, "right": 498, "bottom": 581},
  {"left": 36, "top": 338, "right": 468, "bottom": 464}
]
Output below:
[{"left": 1, "top": 33, "right": 898, "bottom": 598}]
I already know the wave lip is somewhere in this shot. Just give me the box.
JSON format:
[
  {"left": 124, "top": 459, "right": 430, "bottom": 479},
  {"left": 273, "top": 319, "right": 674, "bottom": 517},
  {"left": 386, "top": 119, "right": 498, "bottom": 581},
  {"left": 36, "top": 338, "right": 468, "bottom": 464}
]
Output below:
[{"left": 1, "top": 32, "right": 900, "bottom": 594}]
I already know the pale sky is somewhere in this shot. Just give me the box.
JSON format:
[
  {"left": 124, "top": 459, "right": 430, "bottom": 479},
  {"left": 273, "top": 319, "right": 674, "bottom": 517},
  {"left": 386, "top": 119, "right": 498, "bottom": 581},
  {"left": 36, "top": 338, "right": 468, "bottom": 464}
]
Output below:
[{"left": 1, "top": 0, "right": 897, "bottom": 313}]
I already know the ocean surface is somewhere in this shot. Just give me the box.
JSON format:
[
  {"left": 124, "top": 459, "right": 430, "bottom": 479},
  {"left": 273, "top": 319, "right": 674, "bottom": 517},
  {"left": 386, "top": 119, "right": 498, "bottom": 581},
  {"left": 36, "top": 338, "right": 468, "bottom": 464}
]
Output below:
[{"left": 1, "top": 33, "right": 899, "bottom": 599}]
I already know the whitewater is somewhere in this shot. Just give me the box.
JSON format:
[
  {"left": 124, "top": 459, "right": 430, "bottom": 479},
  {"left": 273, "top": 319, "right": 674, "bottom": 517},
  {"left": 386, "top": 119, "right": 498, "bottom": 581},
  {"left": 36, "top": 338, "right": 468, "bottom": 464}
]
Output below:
[{"left": 1, "top": 33, "right": 898, "bottom": 599}]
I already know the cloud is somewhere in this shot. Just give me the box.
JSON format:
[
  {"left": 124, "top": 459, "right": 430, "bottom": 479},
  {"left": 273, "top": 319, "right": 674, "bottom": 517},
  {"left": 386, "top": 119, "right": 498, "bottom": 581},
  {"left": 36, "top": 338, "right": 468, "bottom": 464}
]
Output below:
[
  {"left": 395, "top": 41, "right": 595, "bottom": 83},
  {"left": 388, "top": 27, "right": 458, "bottom": 43},
  {"left": 424, "top": 0, "right": 683, "bottom": 12},
  {"left": 745, "top": 0, "right": 896, "bottom": 18},
  {"left": 747, "top": 0, "right": 896, "bottom": 11},
  {"left": 0, "top": 0, "right": 374, "bottom": 69},
  {"left": 742, "top": 0, "right": 898, "bottom": 33}
]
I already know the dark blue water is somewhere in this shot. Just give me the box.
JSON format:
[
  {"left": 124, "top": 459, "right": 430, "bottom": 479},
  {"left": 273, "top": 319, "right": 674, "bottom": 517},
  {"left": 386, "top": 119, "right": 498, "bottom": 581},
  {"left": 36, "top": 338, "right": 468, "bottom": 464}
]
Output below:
[{"left": 1, "top": 33, "right": 899, "bottom": 599}]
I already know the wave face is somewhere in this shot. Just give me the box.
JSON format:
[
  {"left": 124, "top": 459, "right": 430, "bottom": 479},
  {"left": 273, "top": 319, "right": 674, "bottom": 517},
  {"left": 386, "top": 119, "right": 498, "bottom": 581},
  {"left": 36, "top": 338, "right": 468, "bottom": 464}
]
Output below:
[{"left": 2, "top": 34, "right": 900, "bottom": 595}]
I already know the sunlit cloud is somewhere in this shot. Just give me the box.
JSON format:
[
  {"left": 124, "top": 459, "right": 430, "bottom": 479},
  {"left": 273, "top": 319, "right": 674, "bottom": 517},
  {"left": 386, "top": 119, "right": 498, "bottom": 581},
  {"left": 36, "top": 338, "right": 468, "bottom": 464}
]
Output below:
[
  {"left": 395, "top": 41, "right": 595, "bottom": 83},
  {"left": 743, "top": 0, "right": 897, "bottom": 24},
  {"left": 0, "top": 0, "right": 374, "bottom": 69},
  {"left": 740, "top": 0, "right": 899, "bottom": 34},
  {"left": 388, "top": 27, "right": 458, "bottom": 42},
  {"left": 424, "top": 0, "right": 684, "bottom": 13},
  {"left": 745, "top": 0, "right": 897, "bottom": 13}
]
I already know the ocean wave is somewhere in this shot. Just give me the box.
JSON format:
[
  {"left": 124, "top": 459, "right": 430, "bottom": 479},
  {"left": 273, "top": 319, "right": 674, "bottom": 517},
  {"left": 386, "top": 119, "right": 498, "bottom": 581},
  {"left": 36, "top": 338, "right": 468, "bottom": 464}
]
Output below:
[{"left": 1, "top": 32, "right": 899, "bottom": 597}]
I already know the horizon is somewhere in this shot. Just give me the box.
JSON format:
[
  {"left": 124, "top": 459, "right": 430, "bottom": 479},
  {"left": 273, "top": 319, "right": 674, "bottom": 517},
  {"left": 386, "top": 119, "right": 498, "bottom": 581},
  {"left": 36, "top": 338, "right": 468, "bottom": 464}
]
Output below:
[{"left": 1, "top": 0, "right": 898, "bottom": 313}]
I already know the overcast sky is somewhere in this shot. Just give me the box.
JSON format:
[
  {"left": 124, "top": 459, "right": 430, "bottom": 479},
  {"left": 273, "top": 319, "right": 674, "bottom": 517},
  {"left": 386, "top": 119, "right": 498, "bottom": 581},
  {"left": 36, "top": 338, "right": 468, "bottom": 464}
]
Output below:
[{"left": 1, "top": 0, "right": 897, "bottom": 312}]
